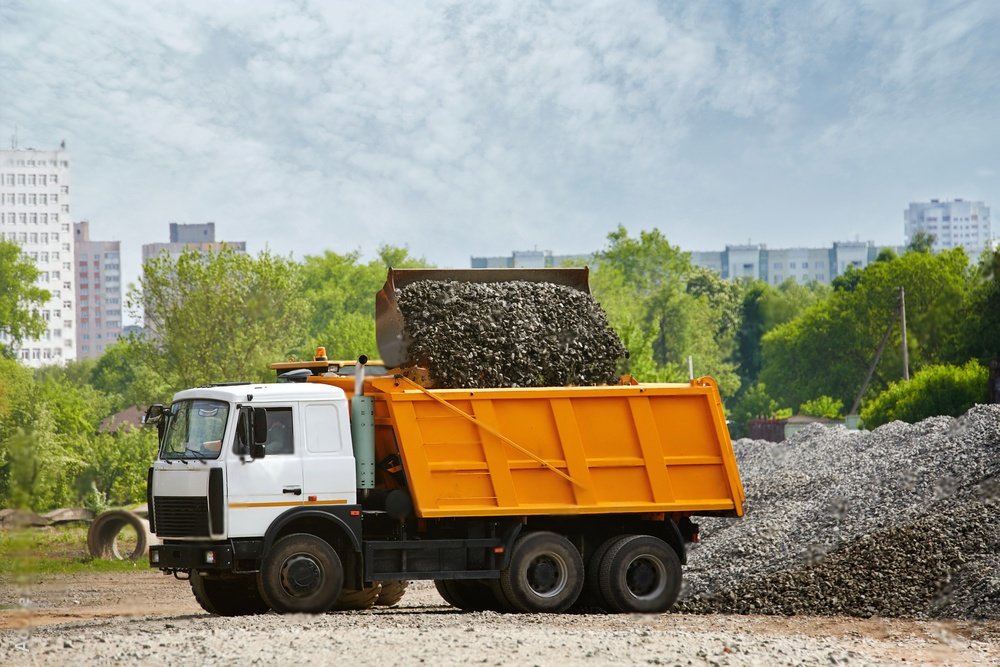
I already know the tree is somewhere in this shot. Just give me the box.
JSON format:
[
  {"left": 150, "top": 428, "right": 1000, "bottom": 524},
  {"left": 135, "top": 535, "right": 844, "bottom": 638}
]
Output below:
[
  {"left": 907, "top": 231, "right": 936, "bottom": 254},
  {"left": 734, "top": 279, "right": 829, "bottom": 390},
  {"left": 593, "top": 227, "right": 740, "bottom": 395},
  {"left": 126, "top": 248, "right": 310, "bottom": 395},
  {"left": 0, "top": 240, "right": 50, "bottom": 356},
  {"left": 959, "top": 248, "right": 1000, "bottom": 362},
  {"left": 760, "top": 249, "right": 971, "bottom": 411},
  {"left": 298, "top": 245, "right": 429, "bottom": 360}
]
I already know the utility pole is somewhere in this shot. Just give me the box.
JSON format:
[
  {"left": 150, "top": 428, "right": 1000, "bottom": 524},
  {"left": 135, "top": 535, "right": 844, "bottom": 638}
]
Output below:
[
  {"left": 899, "top": 286, "right": 909, "bottom": 381},
  {"left": 849, "top": 287, "right": 910, "bottom": 416}
]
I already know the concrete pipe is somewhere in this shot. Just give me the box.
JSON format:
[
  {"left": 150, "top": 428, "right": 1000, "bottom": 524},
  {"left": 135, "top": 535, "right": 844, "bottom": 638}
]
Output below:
[{"left": 87, "top": 509, "right": 159, "bottom": 560}]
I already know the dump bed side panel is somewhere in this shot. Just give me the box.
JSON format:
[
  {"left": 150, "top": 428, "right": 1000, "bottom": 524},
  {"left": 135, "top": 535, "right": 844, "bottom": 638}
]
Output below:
[{"left": 370, "top": 378, "right": 743, "bottom": 519}]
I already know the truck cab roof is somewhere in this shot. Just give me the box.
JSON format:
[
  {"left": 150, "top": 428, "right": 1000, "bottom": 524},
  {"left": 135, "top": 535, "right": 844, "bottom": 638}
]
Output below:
[{"left": 172, "top": 382, "right": 346, "bottom": 404}]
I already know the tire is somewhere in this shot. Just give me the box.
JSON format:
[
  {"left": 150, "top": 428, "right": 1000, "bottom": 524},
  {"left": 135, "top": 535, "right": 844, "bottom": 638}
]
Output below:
[
  {"left": 375, "top": 580, "right": 408, "bottom": 607},
  {"left": 435, "top": 579, "right": 502, "bottom": 611},
  {"left": 434, "top": 580, "right": 460, "bottom": 607},
  {"left": 331, "top": 583, "right": 381, "bottom": 611},
  {"left": 598, "top": 535, "right": 681, "bottom": 613},
  {"left": 499, "top": 531, "right": 584, "bottom": 613},
  {"left": 578, "top": 536, "right": 620, "bottom": 611},
  {"left": 258, "top": 533, "right": 344, "bottom": 614},
  {"left": 190, "top": 571, "right": 270, "bottom": 616},
  {"left": 87, "top": 510, "right": 148, "bottom": 560}
]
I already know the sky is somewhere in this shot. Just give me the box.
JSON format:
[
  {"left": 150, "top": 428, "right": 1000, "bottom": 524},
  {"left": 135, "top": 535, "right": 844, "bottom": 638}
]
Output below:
[{"left": 2, "top": 0, "right": 999, "bottom": 298}]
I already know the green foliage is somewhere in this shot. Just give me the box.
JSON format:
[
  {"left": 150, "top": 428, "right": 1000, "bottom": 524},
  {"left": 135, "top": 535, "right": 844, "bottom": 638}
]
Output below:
[
  {"left": 860, "top": 361, "right": 988, "bottom": 429},
  {"left": 907, "top": 231, "right": 936, "bottom": 254},
  {"left": 127, "top": 247, "right": 310, "bottom": 394},
  {"left": 798, "top": 395, "right": 844, "bottom": 419},
  {"left": 734, "top": 279, "right": 829, "bottom": 389},
  {"left": 593, "top": 227, "right": 740, "bottom": 395},
  {"left": 959, "top": 248, "right": 1000, "bottom": 362},
  {"left": 726, "top": 383, "right": 786, "bottom": 438},
  {"left": 299, "top": 245, "right": 429, "bottom": 361},
  {"left": 0, "top": 240, "right": 50, "bottom": 356},
  {"left": 760, "top": 249, "right": 971, "bottom": 411}
]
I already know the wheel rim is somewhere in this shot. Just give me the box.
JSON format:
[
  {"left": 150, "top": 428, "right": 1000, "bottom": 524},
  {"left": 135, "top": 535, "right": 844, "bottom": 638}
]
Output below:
[
  {"left": 624, "top": 555, "right": 667, "bottom": 600},
  {"left": 280, "top": 553, "right": 323, "bottom": 597},
  {"left": 526, "top": 552, "right": 568, "bottom": 598}
]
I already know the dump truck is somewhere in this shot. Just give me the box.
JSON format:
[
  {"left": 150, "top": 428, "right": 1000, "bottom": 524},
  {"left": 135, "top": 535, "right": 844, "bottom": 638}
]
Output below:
[{"left": 145, "top": 268, "right": 745, "bottom": 615}]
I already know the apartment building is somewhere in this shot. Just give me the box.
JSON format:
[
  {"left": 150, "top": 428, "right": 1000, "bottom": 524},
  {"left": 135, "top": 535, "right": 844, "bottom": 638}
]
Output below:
[
  {"left": 0, "top": 145, "right": 75, "bottom": 366},
  {"left": 74, "top": 221, "right": 123, "bottom": 359}
]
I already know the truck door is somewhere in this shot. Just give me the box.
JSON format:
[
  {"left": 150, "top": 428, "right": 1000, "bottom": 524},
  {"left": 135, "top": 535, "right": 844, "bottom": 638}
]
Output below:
[
  {"left": 226, "top": 406, "right": 304, "bottom": 538},
  {"left": 301, "top": 401, "right": 357, "bottom": 504}
]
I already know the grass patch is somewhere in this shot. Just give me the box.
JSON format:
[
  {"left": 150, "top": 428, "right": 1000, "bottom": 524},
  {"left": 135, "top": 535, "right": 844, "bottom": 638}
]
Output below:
[{"left": 0, "top": 525, "right": 148, "bottom": 576}]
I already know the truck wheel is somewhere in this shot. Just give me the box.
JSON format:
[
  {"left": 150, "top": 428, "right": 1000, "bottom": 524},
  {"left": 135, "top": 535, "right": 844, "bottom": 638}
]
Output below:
[
  {"left": 331, "top": 583, "right": 381, "bottom": 611},
  {"left": 258, "top": 533, "right": 344, "bottom": 614},
  {"left": 580, "top": 536, "right": 620, "bottom": 611},
  {"left": 375, "top": 580, "right": 408, "bottom": 606},
  {"left": 435, "top": 579, "right": 501, "bottom": 611},
  {"left": 598, "top": 535, "right": 681, "bottom": 613},
  {"left": 499, "top": 531, "right": 583, "bottom": 613},
  {"left": 190, "top": 571, "right": 270, "bottom": 616}
]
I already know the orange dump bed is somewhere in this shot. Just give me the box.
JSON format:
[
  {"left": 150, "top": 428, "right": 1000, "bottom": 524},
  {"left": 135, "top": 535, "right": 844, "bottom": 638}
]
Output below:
[{"left": 360, "top": 376, "right": 744, "bottom": 520}]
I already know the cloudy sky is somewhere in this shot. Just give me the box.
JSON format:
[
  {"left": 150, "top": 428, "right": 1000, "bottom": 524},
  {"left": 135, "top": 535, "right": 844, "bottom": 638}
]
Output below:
[{"left": 2, "top": 0, "right": 999, "bottom": 293}]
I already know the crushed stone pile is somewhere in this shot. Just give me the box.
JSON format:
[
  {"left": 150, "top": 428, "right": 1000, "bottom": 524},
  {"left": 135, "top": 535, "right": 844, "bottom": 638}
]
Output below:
[
  {"left": 395, "top": 280, "right": 627, "bottom": 388},
  {"left": 677, "top": 404, "right": 1000, "bottom": 619}
]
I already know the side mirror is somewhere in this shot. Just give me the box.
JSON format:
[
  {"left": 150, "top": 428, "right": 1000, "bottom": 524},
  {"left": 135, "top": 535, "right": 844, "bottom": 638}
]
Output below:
[
  {"left": 253, "top": 407, "right": 268, "bottom": 444},
  {"left": 143, "top": 404, "right": 165, "bottom": 425},
  {"left": 248, "top": 407, "right": 267, "bottom": 459}
]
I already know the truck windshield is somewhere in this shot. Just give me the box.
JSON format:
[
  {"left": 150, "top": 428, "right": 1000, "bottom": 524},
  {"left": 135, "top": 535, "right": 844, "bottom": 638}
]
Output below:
[{"left": 160, "top": 400, "right": 230, "bottom": 460}]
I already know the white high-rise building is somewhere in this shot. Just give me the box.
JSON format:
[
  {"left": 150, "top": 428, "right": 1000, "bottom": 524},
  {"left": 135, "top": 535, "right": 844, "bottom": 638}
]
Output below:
[
  {"left": 904, "top": 199, "right": 992, "bottom": 257},
  {"left": 0, "top": 145, "right": 76, "bottom": 366}
]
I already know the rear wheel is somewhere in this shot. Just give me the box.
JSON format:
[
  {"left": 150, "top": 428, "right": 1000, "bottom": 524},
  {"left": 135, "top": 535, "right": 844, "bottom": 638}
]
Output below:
[
  {"left": 375, "top": 580, "right": 408, "bottom": 607},
  {"left": 598, "top": 535, "right": 681, "bottom": 613},
  {"left": 190, "top": 571, "right": 270, "bottom": 616},
  {"left": 578, "top": 536, "right": 620, "bottom": 611},
  {"left": 499, "top": 531, "right": 583, "bottom": 613},
  {"left": 331, "top": 583, "right": 381, "bottom": 611},
  {"left": 258, "top": 533, "right": 344, "bottom": 614},
  {"left": 435, "top": 579, "right": 501, "bottom": 611}
]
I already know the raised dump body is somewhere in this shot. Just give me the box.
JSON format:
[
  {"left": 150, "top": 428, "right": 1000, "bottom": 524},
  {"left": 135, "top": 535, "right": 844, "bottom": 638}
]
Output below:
[{"left": 361, "top": 375, "right": 744, "bottom": 519}]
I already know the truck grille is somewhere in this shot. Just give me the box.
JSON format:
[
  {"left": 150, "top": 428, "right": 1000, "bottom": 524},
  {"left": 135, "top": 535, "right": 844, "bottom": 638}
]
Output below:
[{"left": 154, "top": 496, "right": 210, "bottom": 537}]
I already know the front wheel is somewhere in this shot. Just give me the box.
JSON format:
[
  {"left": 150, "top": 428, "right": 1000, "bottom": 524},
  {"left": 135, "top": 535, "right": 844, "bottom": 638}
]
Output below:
[
  {"left": 190, "top": 571, "right": 270, "bottom": 616},
  {"left": 258, "top": 533, "right": 344, "bottom": 614}
]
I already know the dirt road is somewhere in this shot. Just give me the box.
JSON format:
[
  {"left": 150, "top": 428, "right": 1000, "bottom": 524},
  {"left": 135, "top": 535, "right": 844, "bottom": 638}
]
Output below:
[{"left": 1, "top": 570, "right": 998, "bottom": 666}]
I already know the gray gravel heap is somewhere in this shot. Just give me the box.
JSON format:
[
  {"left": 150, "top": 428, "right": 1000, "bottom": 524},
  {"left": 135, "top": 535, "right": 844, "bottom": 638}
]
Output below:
[
  {"left": 395, "top": 280, "right": 627, "bottom": 388},
  {"left": 677, "top": 404, "right": 1000, "bottom": 619}
]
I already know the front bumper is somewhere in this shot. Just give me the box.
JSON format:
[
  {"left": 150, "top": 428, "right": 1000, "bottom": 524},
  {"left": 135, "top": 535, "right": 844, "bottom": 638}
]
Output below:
[{"left": 150, "top": 542, "right": 234, "bottom": 570}]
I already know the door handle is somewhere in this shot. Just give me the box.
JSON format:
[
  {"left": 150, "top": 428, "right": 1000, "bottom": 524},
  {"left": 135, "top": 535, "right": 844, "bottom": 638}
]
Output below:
[{"left": 283, "top": 487, "right": 302, "bottom": 495}]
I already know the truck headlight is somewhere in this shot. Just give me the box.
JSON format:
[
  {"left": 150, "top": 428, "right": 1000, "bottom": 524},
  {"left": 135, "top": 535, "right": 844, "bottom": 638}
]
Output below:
[
  {"left": 150, "top": 549, "right": 160, "bottom": 564},
  {"left": 204, "top": 550, "right": 216, "bottom": 564}
]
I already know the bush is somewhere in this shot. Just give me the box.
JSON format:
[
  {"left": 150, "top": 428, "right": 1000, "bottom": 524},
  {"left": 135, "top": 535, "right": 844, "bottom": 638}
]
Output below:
[
  {"left": 861, "top": 361, "right": 988, "bottom": 428},
  {"left": 798, "top": 395, "right": 843, "bottom": 419}
]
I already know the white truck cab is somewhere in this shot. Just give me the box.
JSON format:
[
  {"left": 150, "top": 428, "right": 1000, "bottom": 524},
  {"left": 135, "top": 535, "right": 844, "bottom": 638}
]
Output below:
[{"left": 150, "top": 383, "right": 357, "bottom": 542}]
